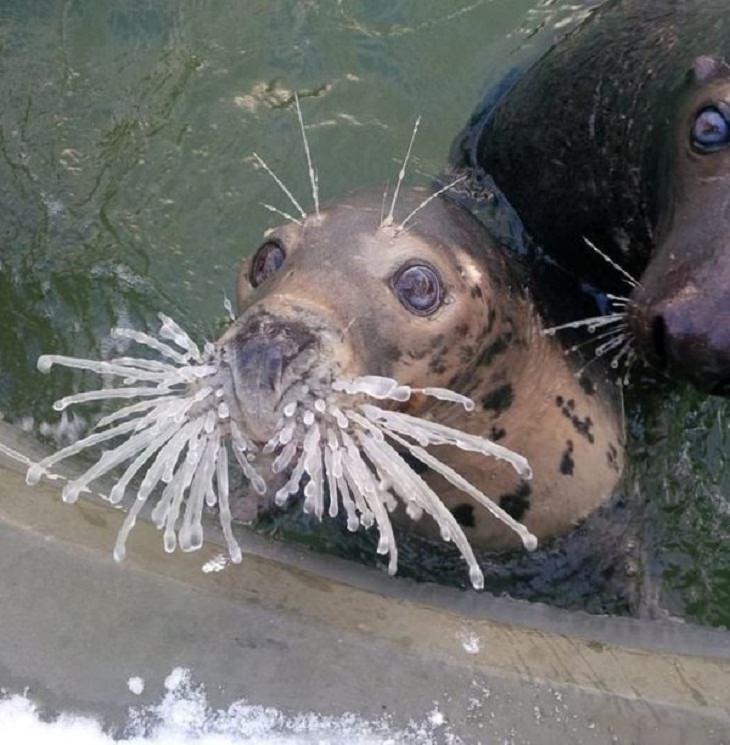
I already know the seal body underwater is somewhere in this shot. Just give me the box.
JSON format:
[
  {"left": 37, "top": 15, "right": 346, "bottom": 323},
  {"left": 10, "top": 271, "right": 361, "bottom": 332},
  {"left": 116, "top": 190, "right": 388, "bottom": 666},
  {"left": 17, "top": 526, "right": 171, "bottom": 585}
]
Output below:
[
  {"left": 451, "top": 0, "right": 730, "bottom": 394},
  {"left": 221, "top": 188, "right": 625, "bottom": 551}
]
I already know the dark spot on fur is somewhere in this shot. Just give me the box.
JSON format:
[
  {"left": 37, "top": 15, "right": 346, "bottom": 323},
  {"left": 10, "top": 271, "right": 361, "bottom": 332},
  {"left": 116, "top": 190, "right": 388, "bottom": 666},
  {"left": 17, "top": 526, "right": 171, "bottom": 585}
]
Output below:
[
  {"left": 486, "top": 307, "right": 497, "bottom": 333},
  {"left": 579, "top": 375, "right": 596, "bottom": 395},
  {"left": 482, "top": 384, "right": 514, "bottom": 414},
  {"left": 489, "top": 426, "right": 506, "bottom": 442},
  {"left": 451, "top": 503, "right": 476, "bottom": 527},
  {"left": 429, "top": 357, "right": 448, "bottom": 375},
  {"left": 560, "top": 440, "right": 575, "bottom": 476},
  {"left": 555, "top": 395, "right": 564, "bottom": 407},
  {"left": 456, "top": 323, "right": 469, "bottom": 338},
  {"left": 478, "top": 333, "right": 511, "bottom": 367},
  {"left": 559, "top": 403, "right": 595, "bottom": 444},
  {"left": 606, "top": 442, "right": 620, "bottom": 472},
  {"left": 471, "top": 285, "right": 483, "bottom": 300},
  {"left": 499, "top": 483, "right": 532, "bottom": 521}
]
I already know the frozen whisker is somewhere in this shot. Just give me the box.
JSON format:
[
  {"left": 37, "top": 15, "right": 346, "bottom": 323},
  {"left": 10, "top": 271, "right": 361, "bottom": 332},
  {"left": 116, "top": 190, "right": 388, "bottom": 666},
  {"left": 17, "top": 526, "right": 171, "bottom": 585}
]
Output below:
[
  {"left": 158, "top": 313, "right": 203, "bottom": 362},
  {"left": 382, "top": 116, "right": 421, "bottom": 228},
  {"left": 111, "top": 327, "right": 192, "bottom": 366},
  {"left": 398, "top": 174, "right": 468, "bottom": 231},
  {"left": 332, "top": 376, "right": 475, "bottom": 411},
  {"left": 252, "top": 152, "right": 307, "bottom": 220},
  {"left": 563, "top": 324, "right": 627, "bottom": 356},
  {"left": 583, "top": 237, "right": 639, "bottom": 288},
  {"left": 265, "top": 374, "right": 535, "bottom": 588},
  {"left": 294, "top": 92, "right": 320, "bottom": 219},
  {"left": 25, "top": 315, "right": 277, "bottom": 566},
  {"left": 542, "top": 312, "right": 626, "bottom": 336},
  {"left": 606, "top": 293, "right": 632, "bottom": 307}
]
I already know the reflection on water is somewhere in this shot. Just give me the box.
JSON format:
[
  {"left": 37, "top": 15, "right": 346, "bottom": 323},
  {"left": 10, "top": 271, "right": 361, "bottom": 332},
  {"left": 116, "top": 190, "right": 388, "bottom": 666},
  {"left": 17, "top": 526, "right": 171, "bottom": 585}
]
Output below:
[{"left": 0, "top": 0, "right": 727, "bottom": 627}]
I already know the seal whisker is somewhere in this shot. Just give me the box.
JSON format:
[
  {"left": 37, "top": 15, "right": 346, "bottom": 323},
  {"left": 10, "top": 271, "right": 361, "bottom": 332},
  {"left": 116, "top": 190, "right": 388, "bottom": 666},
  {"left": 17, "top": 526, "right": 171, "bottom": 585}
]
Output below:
[
  {"left": 542, "top": 312, "right": 626, "bottom": 336},
  {"left": 583, "top": 237, "right": 639, "bottom": 288},
  {"left": 252, "top": 152, "right": 307, "bottom": 220},
  {"left": 24, "top": 316, "right": 276, "bottom": 566},
  {"left": 398, "top": 174, "right": 468, "bottom": 231},
  {"left": 294, "top": 92, "right": 320, "bottom": 219},
  {"left": 382, "top": 116, "right": 421, "bottom": 227},
  {"left": 260, "top": 202, "right": 303, "bottom": 226},
  {"left": 379, "top": 180, "right": 390, "bottom": 225},
  {"left": 563, "top": 323, "right": 627, "bottom": 356}
]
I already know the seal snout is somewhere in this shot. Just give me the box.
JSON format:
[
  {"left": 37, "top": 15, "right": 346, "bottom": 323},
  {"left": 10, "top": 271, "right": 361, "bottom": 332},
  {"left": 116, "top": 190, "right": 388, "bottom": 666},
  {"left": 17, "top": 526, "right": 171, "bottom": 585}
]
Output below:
[
  {"left": 630, "top": 291, "right": 730, "bottom": 394},
  {"left": 226, "top": 313, "right": 320, "bottom": 442}
]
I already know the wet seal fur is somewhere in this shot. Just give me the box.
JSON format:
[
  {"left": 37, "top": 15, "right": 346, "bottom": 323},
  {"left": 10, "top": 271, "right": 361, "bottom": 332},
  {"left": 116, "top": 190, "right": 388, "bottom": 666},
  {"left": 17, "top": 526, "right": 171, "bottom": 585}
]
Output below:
[
  {"left": 452, "top": 0, "right": 730, "bottom": 394},
  {"left": 223, "top": 188, "right": 624, "bottom": 550}
]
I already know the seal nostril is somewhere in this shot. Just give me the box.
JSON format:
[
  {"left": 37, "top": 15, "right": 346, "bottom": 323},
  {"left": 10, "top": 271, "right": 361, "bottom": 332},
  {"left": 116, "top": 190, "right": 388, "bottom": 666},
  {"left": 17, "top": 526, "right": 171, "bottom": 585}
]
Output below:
[{"left": 651, "top": 314, "right": 668, "bottom": 368}]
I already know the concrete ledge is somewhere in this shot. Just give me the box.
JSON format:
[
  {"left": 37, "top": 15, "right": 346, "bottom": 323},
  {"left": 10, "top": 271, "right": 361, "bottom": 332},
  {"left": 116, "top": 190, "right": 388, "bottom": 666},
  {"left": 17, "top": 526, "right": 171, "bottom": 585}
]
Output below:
[{"left": 0, "top": 422, "right": 727, "bottom": 743}]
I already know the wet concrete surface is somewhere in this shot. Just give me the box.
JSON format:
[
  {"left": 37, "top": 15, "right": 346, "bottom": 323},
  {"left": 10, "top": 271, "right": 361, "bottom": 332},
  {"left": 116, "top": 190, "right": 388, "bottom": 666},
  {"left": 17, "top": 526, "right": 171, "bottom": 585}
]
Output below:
[{"left": 0, "top": 422, "right": 728, "bottom": 743}]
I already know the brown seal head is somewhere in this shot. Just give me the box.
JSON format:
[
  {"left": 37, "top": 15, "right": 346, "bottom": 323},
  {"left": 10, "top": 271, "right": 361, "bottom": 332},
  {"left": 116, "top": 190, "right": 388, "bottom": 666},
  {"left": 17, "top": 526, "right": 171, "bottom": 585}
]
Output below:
[
  {"left": 217, "top": 188, "right": 625, "bottom": 550},
  {"left": 452, "top": 0, "right": 730, "bottom": 394},
  {"left": 630, "top": 55, "right": 730, "bottom": 390}
]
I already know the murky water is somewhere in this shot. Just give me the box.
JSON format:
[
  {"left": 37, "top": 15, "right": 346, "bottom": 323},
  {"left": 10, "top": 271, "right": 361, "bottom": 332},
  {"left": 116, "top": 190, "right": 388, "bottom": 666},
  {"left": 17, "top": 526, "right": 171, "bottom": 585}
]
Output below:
[{"left": 0, "top": 0, "right": 727, "bottom": 627}]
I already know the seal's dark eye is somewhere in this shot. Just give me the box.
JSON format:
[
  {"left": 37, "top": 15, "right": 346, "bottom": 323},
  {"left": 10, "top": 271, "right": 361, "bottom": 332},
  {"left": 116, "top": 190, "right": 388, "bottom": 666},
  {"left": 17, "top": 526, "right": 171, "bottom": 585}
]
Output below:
[
  {"left": 691, "top": 107, "right": 730, "bottom": 150},
  {"left": 250, "top": 241, "right": 285, "bottom": 287},
  {"left": 392, "top": 263, "right": 443, "bottom": 316}
]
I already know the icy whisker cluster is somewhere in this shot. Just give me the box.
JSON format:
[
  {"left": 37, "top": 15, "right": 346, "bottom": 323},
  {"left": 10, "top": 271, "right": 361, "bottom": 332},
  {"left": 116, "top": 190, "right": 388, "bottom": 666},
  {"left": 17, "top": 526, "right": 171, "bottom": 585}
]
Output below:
[
  {"left": 25, "top": 314, "right": 261, "bottom": 565},
  {"left": 267, "top": 375, "right": 536, "bottom": 590}
]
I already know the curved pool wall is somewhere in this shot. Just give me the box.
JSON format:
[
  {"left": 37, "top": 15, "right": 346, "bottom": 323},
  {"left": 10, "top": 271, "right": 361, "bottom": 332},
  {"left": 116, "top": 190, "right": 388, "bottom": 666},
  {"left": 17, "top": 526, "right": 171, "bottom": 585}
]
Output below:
[{"left": 0, "top": 421, "right": 727, "bottom": 744}]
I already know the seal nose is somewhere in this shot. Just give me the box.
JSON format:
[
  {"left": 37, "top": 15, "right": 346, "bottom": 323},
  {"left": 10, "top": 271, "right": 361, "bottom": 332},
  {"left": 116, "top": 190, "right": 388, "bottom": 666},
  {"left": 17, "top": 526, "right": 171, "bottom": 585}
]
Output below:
[
  {"left": 632, "top": 297, "right": 730, "bottom": 395},
  {"left": 236, "top": 336, "right": 285, "bottom": 392},
  {"left": 225, "top": 314, "right": 318, "bottom": 442},
  {"left": 232, "top": 315, "right": 316, "bottom": 392}
]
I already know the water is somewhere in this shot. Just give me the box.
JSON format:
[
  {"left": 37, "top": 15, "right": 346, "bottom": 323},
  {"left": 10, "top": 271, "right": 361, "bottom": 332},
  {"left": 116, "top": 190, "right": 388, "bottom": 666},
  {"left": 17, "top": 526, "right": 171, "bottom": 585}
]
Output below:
[{"left": 0, "top": 1, "right": 727, "bottom": 627}]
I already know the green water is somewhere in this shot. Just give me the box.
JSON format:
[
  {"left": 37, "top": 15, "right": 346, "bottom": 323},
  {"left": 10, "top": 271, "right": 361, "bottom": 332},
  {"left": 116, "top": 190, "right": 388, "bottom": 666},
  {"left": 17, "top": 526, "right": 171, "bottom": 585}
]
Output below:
[{"left": 0, "top": 0, "right": 727, "bottom": 628}]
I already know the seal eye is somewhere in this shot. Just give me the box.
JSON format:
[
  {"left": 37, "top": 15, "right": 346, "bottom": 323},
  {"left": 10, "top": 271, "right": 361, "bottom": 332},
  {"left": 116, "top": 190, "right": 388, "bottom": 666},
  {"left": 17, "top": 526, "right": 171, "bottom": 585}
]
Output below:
[
  {"left": 392, "top": 263, "right": 443, "bottom": 316},
  {"left": 691, "top": 107, "right": 730, "bottom": 150},
  {"left": 250, "top": 241, "right": 285, "bottom": 287}
]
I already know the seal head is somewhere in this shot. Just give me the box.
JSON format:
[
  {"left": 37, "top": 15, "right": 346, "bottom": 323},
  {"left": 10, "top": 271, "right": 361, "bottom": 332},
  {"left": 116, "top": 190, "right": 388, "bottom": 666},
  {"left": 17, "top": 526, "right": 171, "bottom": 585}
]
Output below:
[
  {"left": 630, "top": 55, "right": 730, "bottom": 393},
  {"left": 452, "top": 0, "right": 730, "bottom": 394},
  {"left": 217, "top": 189, "right": 624, "bottom": 549}
]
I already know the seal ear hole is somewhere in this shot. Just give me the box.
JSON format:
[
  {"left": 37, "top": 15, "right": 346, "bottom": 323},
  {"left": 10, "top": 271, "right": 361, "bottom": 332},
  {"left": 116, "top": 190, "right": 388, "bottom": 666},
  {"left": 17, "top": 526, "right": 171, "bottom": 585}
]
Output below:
[
  {"left": 391, "top": 262, "right": 444, "bottom": 316},
  {"left": 250, "top": 240, "right": 286, "bottom": 288}
]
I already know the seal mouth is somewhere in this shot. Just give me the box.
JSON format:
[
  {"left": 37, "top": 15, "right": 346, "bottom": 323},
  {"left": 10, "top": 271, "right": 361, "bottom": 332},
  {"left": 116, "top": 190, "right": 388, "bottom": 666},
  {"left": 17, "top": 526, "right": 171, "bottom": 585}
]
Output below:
[{"left": 25, "top": 313, "right": 536, "bottom": 589}]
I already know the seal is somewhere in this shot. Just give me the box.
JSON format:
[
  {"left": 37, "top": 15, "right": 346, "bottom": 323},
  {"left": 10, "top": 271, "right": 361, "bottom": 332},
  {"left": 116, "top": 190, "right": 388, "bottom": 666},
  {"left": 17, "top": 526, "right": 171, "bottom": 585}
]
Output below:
[
  {"left": 221, "top": 187, "right": 624, "bottom": 552},
  {"left": 25, "top": 106, "right": 625, "bottom": 588},
  {"left": 451, "top": 0, "right": 730, "bottom": 395}
]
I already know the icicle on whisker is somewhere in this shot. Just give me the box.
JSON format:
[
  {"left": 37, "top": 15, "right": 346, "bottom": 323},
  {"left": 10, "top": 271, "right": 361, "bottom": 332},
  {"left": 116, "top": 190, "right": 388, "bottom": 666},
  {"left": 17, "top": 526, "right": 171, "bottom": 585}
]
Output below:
[
  {"left": 359, "top": 403, "right": 532, "bottom": 480},
  {"left": 385, "top": 428, "right": 537, "bottom": 552}
]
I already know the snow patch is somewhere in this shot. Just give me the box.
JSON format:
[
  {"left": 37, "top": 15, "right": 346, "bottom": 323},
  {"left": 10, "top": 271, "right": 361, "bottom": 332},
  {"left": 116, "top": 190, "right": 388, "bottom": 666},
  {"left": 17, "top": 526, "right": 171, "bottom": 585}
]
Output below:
[{"left": 0, "top": 668, "right": 463, "bottom": 744}]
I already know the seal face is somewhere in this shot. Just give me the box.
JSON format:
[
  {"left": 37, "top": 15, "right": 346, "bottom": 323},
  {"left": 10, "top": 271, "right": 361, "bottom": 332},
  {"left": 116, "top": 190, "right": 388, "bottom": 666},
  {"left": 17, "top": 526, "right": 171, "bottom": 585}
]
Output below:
[
  {"left": 224, "top": 188, "right": 624, "bottom": 550},
  {"left": 452, "top": 0, "right": 730, "bottom": 394}
]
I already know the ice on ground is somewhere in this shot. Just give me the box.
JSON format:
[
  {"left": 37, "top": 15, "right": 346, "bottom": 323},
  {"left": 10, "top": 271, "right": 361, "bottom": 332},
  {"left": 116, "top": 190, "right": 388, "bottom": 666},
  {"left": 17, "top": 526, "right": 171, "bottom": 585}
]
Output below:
[{"left": 0, "top": 667, "right": 463, "bottom": 744}]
